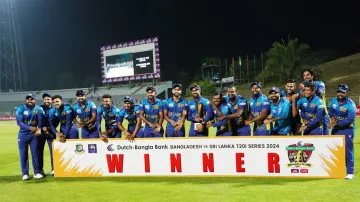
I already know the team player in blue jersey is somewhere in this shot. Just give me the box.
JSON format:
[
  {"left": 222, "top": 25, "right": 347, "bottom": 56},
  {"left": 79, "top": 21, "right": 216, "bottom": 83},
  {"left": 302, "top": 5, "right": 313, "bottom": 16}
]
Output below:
[
  {"left": 163, "top": 84, "right": 188, "bottom": 137},
  {"left": 139, "top": 87, "right": 164, "bottom": 138},
  {"left": 16, "top": 94, "right": 44, "bottom": 180},
  {"left": 301, "top": 68, "right": 330, "bottom": 135},
  {"left": 118, "top": 96, "right": 144, "bottom": 140},
  {"left": 265, "top": 87, "right": 291, "bottom": 135},
  {"left": 72, "top": 90, "right": 98, "bottom": 139},
  {"left": 207, "top": 93, "right": 232, "bottom": 136},
  {"left": 38, "top": 93, "right": 55, "bottom": 176},
  {"left": 96, "top": 94, "right": 121, "bottom": 142},
  {"left": 246, "top": 82, "right": 270, "bottom": 136},
  {"left": 49, "top": 95, "right": 78, "bottom": 141},
  {"left": 187, "top": 84, "right": 214, "bottom": 137},
  {"left": 280, "top": 79, "right": 302, "bottom": 135},
  {"left": 293, "top": 82, "right": 324, "bottom": 135},
  {"left": 217, "top": 86, "right": 250, "bottom": 136},
  {"left": 328, "top": 84, "right": 356, "bottom": 180}
]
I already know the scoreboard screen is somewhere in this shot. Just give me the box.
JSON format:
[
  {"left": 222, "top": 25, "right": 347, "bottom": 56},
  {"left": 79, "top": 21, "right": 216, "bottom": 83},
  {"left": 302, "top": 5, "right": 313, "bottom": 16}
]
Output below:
[{"left": 100, "top": 37, "right": 160, "bottom": 83}]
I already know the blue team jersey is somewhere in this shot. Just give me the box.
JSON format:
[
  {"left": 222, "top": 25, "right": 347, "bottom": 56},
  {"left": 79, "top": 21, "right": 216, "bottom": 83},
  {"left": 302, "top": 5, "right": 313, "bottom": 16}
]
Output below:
[
  {"left": 280, "top": 91, "right": 301, "bottom": 124},
  {"left": 97, "top": 105, "right": 120, "bottom": 132},
  {"left": 270, "top": 98, "right": 291, "bottom": 134},
  {"left": 72, "top": 101, "right": 97, "bottom": 129},
  {"left": 16, "top": 104, "right": 43, "bottom": 133},
  {"left": 249, "top": 93, "right": 270, "bottom": 126},
  {"left": 212, "top": 104, "right": 232, "bottom": 132},
  {"left": 163, "top": 97, "right": 188, "bottom": 123},
  {"left": 297, "top": 95, "right": 324, "bottom": 130},
  {"left": 225, "top": 95, "right": 248, "bottom": 125},
  {"left": 41, "top": 105, "right": 55, "bottom": 128},
  {"left": 140, "top": 99, "right": 163, "bottom": 128},
  {"left": 49, "top": 104, "right": 73, "bottom": 135},
  {"left": 118, "top": 105, "right": 141, "bottom": 127},
  {"left": 329, "top": 97, "right": 356, "bottom": 129},
  {"left": 187, "top": 96, "right": 213, "bottom": 123}
]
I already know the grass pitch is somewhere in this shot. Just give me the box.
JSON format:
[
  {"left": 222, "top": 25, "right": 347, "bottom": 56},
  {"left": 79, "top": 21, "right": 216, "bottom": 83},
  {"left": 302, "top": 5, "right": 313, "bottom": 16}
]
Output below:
[{"left": 0, "top": 120, "right": 359, "bottom": 202}]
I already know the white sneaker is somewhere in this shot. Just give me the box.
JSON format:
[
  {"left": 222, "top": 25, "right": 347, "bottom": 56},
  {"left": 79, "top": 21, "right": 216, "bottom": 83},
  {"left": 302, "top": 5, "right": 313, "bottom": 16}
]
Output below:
[
  {"left": 33, "top": 173, "right": 44, "bottom": 179},
  {"left": 22, "top": 174, "right": 29, "bottom": 181},
  {"left": 345, "top": 174, "right": 354, "bottom": 180},
  {"left": 50, "top": 170, "right": 54, "bottom": 176}
]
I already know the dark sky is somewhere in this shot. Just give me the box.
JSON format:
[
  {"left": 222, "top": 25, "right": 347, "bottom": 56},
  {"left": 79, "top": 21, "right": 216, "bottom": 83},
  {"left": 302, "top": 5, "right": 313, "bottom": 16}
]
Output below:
[{"left": 16, "top": 0, "right": 360, "bottom": 90}]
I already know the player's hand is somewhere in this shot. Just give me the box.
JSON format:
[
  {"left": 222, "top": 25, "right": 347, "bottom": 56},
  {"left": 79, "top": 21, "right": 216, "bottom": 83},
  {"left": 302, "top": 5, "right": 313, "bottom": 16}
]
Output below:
[
  {"left": 30, "top": 127, "right": 37, "bottom": 133},
  {"left": 245, "top": 120, "right": 251, "bottom": 126},
  {"left": 77, "top": 122, "right": 85, "bottom": 128},
  {"left": 154, "top": 125, "right": 161, "bottom": 133},
  {"left": 195, "top": 123, "right": 203, "bottom": 133},
  {"left": 56, "top": 133, "right": 66, "bottom": 143},
  {"left": 170, "top": 120, "right": 177, "bottom": 127},
  {"left": 291, "top": 94, "right": 299, "bottom": 101},
  {"left": 303, "top": 119, "right": 308, "bottom": 125},
  {"left": 125, "top": 131, "right": 132, "bottom": 137},
  {"left": 106, "top": 129, "right": 114, "bottom": 135},
  {"left": 149, "top": 123, "right": 155, "bottom": 129},
  {"left": 267, "top": 115, "right": 273, "bottom": 119},
  {"left": 328, "top": 123, "right": 337, "bottom": 129},
  {"left": 100, "top": 133, "right": 108, "bottom": 143},
  {"left": 264, "top": 119, "right": 271, "bottom": 125},
  {"left": 206, "top": 123, "right": 212, "bottom": 128},
  {"left": 298, "top": 126, "right": 307, "bottom": 133},
  {"left": 35, "top": 128, "right": 41, "bottom": 136},
  {"left": 125, "top": 134, "right": 135, "bottom": 142},
  {"left": 299, "top": 83, "right": 305, "bottom": 90},
  {"left": 195, "top": 117, "right": 203, "bottom": 123},
  {"left": 217, "top": 115, "right": 225, "bottom": 121}
]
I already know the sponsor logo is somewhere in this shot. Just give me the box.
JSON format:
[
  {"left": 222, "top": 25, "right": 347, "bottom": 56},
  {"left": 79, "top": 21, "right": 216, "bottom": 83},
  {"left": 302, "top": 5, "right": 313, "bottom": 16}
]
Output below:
[
  {"left": 100, "top": 47, "right": 105, "bottom": 51},
  {"left": 340, "top": 107, "right": 347, "bottom": 112},
  {"left": 256, "top": 102, "right": 261, "bottom": 106},
  {"left": 286, "top": 141, "right": 314, "bottom": 168},
  {"left": 112, "top": 45, "right": 116, "bottom": 49},
  {"left": 107, "top": 144, "right": 115, "bottom": 152},
  {"left": 155, "top": 74, "right": 160, "bottom": 78},
  {"left": 140, "top": 40, "right": 145, "bottom": 44},
  {"left": 124, "top": 77, "right": 129, "bottom": 81},
  {"left": 117, "top": 44, "right": 122, "bottom": 48},
  {"left": 142, "top": 75, "right": 147, "bottom": 79},
  {"left": 152, "top": 37, "right": 158, "bottom": 42},
  {"left": 136, "top": 76, "right": 141, "bottom": 80},
  {"left": 75, "top": 144, "right": 85, "bottom": 154},
  {"left": 106, "top": 46, "right": 111, "bottom": 50},
  {"left": 123, "top": 43, "right": 128, "bottom": 47},
  {"left": 310, "top": 104, "right": 315, "bottom": 108},
  {"left": 300, "top": 169, "right": 308, "bottom": 173},
  {"left": 129, "top": 42, "right": 134, "bottom": 46},
  {"left": 291, "top": 169, "right": 299, "bottom": 173},
  {"left": 130, "top": 76, "right": 135, "bottom": 80},
  {"left": 23, "top": 111, "right": 29, "bottom": 116},
  {"left": 77, "top": 109, "right": 82, "bottom": 114},
  {"left": 135, "top": 41, "right": 140, "bottom": 45},
  {"left": 85, "top": 108, "right": 90, "bottom": 112},
  {"left": 119, "top": 77, "right": 124, "bottom": 81},
  {"left": 148, "top": 74, "right": 154, "bottom": 79},
  {"left": 88, "top": 144, "right": 97, "bottom": 153},
  {"left": 146, "top": 39, "right": 152, "bottom": 43}
]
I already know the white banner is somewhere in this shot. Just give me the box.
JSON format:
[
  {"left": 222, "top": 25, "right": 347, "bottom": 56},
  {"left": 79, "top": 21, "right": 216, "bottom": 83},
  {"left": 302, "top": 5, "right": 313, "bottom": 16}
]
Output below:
[{"left": 53, "top": 136, "right": 345, "bottom": 178}]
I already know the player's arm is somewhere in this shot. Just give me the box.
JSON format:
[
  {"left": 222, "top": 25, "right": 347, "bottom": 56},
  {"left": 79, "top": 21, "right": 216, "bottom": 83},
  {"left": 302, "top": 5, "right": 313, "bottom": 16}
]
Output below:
[
  {"left": 139, "top": 102, "right": 154, "bottom": 127},
  {"left": 157, "top": 103, "right": 164, "bottom": 126},
  {"left": 248, "top": 101, "right": 269, "bottom": 124},
  {"left": 306, "top": 102, "right": 324, "bottom": 130},
  {"left": 187, "top": 105, "right": 196, "bottom": 122},
  {"left": 163, "top": 100, "right": 175, "bottom": 126},
  {"left": 211, "top": 106, "right": 229, "bottom": 127},
  {"left": 179, "top": 103, "right": 188, "bottom": 125},
  {"left": 292, "top": 94, "right": 300, "bottom": 117},
  {"left": 223, "top": 102, "right": 246, "bottom": 120},
  {"left": 63, "top": 107, "right": 73, "bottom": 135},
  {"left": 85, "top": 104, "right": 97, "bottom": 126},
  {"left": 96, "top": 107, "right": 102, "bottom": 134},
  {"left": 117, "top": 111, "right": 128, "bottom": 133},
  {"left": 203, "top": 102, "right": 214, "bottom": 123},
  {"left": 49, "top": 109, "right": 59, "bottom": 134},
  {"left": 132, "top": 110, "right": 142, "bottom": 137},
  {"left": 15, "top": 106, "right": 32, "bottom": 131},
  {"left": 337, "top": 104, "right": 356, "bottom": 127}
]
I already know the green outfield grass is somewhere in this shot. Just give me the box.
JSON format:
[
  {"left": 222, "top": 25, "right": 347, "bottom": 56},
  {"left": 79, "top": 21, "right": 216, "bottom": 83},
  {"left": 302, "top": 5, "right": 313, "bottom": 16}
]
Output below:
[{"left": 0, "top": 120, "right": 359, "bottom": 202}]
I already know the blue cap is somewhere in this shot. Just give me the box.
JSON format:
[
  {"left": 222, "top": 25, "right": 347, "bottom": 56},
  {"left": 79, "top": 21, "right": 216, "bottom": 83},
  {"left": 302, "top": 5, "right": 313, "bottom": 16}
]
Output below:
[
  {"left": 25, "top": 93, "right": 35, "bottom": 100},
  {"left": 76, "top": 90, "right": 85, "bottom": 96},
  {"left": 146, "top": 86, "right": 156, "bottom": 92},
  {"left": 250, "top": 81, "right": 262, "bottom": 89},
  {"left": 189, "top": 84, "right": 201, "bottom": 91},
  {"left": 269, "top": 87, "right": 280, "bottom": 94},
  {"left": 336, "top": 84, "right": 350, "bottom": 93},
  {"left": 173, "top": 83, "right": 182, "bottom": 89},
  {"left": 42, "top": 92, "right": 52, "bottom": 99},
  {"left": 123, "top": 96, "right": 134, "bottom": 103}
]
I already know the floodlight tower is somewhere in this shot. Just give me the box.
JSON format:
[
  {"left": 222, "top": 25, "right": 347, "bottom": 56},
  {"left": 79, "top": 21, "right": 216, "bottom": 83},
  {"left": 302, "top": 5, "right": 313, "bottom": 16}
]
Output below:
[{"left": 0, "top": 0, "right": 26, "bottom": 92}]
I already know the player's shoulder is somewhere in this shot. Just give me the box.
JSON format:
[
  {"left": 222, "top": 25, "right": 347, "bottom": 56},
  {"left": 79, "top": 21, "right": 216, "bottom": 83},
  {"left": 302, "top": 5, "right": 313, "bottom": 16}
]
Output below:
[
  {"left": 201, "top": 97, "right": 210, "bottom": 105},
  {"left": 347, "top": 98, "right": 356, "bottom": 107},
  {"left": 87, "top": 101, "right": 97, "bottom": 108},
  {"left": 329, "top": 97, "right": 337, "bottom": 104},
  {"left": 315, "top": 81, "right": 325, "bottom": 86},
  {"left": 260, "top": 94, "right": 269, "bottom": 100},
  {"left": 281, "top": 97, "right": 291, "bottom": 104}
]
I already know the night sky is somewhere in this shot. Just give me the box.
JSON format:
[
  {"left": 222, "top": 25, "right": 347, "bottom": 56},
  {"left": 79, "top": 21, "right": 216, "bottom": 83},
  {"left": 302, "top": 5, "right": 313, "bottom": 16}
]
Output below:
[{"left": 16, "top": 0, "right": 360, "bottom": 90}]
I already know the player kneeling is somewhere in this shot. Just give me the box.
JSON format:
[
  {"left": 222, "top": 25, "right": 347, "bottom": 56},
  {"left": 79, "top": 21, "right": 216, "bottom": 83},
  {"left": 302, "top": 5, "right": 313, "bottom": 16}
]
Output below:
[
  {"left": 97, "top": 94, "right": 121, "bottom": 142},
  {"left": 117, "top": 96, "right": 144, "bottom": 140}
]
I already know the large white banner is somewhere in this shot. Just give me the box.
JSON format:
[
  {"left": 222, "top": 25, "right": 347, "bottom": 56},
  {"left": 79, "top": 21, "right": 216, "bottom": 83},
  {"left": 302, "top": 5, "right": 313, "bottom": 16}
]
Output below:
[{"left": 53, "top": 136, "right": 345, "bottom": 178}]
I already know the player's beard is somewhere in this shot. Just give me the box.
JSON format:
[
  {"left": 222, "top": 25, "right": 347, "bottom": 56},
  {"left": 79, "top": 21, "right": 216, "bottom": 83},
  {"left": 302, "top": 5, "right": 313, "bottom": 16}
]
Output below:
[
  {"left": 192, "top": 91, "right": 200, "bottom": 98},
  {"left": 229, "top": 94, "right": 236, "bottom": 100},
  {"left": 26, "top": 102, "right": 35, "bottom": 108},
  {"left": 271, "top": 96, "right": 280, "bottom": 102},
  {"left": 286, "top": 89, "right": 295, "bottom": 95},
  {"left": 173, "top": 91, "right": 181, "bottom": 98}
]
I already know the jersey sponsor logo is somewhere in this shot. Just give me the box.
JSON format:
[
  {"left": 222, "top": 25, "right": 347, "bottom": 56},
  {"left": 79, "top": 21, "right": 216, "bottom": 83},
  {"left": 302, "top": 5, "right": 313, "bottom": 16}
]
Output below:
[
  {"left": 190, "top": 105, "right": 195, "bottom": 109},
  {"left": 33, "top": 111, "right": 38, "bottom": 115},
  {"left": 55, "top": 112, "right": 58, "bottom": 116},
  {"left": 263, "top": 102, "right": 270, "bottom": 106},
  {"left": 250, "top": 102, "right": 254, "bottom": 106},
  {"left": 303, "top": 103, "right": 308, "bottom": 107},
  {"left": 145, "top": 105, "right": 150, "bottom": 110},
  {"left": 66, "top": 110, "right": 72, "bottom": 114},
  {"left": 340, "top": 107, "right": 347, "bottom": 112},
  {"left": 23, "top": 111, "right": 29, "bottom": 116},
  {"left": 77, "top": 109, "right": 82, "bottom": 114},
  {"left": 178, "top": 104, "right": 184, "bottom": 107},
  {"left": 332, "top": 104, "right": 337, "bottom": 109},
  {"left": 256, "top": 102, "right": 261, "bottom": 106},
  {"left": 310, "top": 104, "right": 315, "bottom": 108},
  {"left": 85, "top": 108, "right": 90, "bottom": 112},
  {"left": 92, "top": 106, "right": 96, "bottom": 109},
  {"left": 169, "top": 103, "right": 174, "bottom": 108},
  {"left": 109, "top": 113, "right": 114, "bottom": 117}
]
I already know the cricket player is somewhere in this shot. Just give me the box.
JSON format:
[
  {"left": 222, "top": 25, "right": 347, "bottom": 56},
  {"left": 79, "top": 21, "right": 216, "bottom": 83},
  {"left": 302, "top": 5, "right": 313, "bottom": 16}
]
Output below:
[
  {"left": 301, "top": 68, "right": 330, "bottom": 135},
  {"left": 72, "top": 90, "right": 98, "bottom": 138},
  {"left": 217, "top": 86, "right": 250, "bottom": 136},
  {"left": 16, "top": 94, "right": 44, "bottom": 180},
  {"left": 97, "top": 94, "right": 121, "bottom": 141},
  {"left": 246, "top": 82, "right": 270, "bottom": 136},
  {"left": 293, "top": 82, "right": 324, "bottom": 135},
  {"left": 163, "top": 83, "right": 188, "bottom": 137},
  {"left": 38, "top": 93, "right": 55, "bottom": 176},
  {"left": 207, "top": 93, "right": 232, "bottom": 136},
  {"left": 49, "top": 95, "right": 78, "bottom": 141},
  {"left": 328, "top": 84, "right": 356, "bottom": 180},
  {"left": 265, "top": 87, "right": 291, "bottom": 135},
  {"left": 139, "top": 87, "right": 164, "bottom": 138},
  {"left": 280, "top": 79, "right": 302, "bottom": 135},
  {"left": 187, "top": 84, "right": 214, "bottom": 137},
  {"left": 117, "top": 96, "right": 144, "bottom": 140}
]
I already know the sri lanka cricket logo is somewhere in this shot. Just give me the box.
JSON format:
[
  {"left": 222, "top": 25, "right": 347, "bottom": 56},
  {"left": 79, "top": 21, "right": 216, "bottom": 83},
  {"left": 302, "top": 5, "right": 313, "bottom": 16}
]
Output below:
[
  {"left": 75, "top": 144, "right": 85, "bottom": 154},
  {"left": 286, "top": 141, "right": 315, "bottom": 167}
]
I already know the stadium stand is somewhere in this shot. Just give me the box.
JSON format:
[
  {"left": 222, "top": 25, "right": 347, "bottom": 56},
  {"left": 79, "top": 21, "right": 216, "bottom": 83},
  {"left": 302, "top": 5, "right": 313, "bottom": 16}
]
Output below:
[{"left": 0, "top": 81, "right": 172, "bottom": 115}]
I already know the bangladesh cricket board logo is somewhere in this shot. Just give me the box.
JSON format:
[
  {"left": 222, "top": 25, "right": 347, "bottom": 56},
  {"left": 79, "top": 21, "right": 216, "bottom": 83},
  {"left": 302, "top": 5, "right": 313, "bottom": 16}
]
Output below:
[
  {"left": 75, "top": 144, "right": 85, "bottom": 154},
  {"left": 286, "top": 141, "right": 315, "bottom": 168}
]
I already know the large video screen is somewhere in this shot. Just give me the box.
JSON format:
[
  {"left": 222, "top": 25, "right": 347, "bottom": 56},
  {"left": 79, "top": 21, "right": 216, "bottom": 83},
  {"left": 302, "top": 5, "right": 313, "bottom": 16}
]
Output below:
[{"left": 100, "top": 37, "right": 160, "bottom": 83}]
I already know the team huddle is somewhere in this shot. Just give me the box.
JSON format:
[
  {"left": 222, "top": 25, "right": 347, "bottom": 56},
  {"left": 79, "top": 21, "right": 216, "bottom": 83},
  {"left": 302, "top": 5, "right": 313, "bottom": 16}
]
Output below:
[{"left": 15, "top": 68, "right": 355, "bottom": 180}]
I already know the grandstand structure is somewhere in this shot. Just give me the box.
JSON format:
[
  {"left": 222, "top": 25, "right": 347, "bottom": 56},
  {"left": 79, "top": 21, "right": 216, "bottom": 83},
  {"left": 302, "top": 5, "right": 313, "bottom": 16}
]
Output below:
[{"left": 0, "top": 81, "right": 172, "bottom": 115}]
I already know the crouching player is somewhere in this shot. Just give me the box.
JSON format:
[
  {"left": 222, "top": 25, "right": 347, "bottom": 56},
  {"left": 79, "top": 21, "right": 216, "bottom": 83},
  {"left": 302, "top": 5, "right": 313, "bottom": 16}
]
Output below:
[
  {"left": 207, "top": 93, "right": 232, "bottom": 136},
  {"left": 163, "top": 83, "right": 188, "bottom": 137},
  {"left": 328, "top": 84, "right": 356, "bottom": 180},
  {"left": 97, "top": 94, "right": 121, "bottom": 142},
  {"left": 265, "top": 87, "right": 291, "bottom": 135},
  {"left": 16, "top": 94, "right": 43, "bottom": 180},
  {"left": 118, "top": 96, "right": 144, "bottom": 140},
  {"left": 292, "top": 82, "right": 324, "bottom": 135},
  {"left": 49, "top": 95, "right": 78, "bottom": 142}
]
